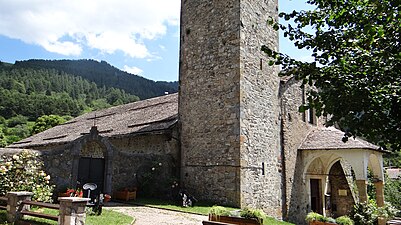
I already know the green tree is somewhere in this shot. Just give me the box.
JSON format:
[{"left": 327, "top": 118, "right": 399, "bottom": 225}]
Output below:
[
  {"left": 31, "top": 115, "right": 67, "bottom": 135},
  {"left": 263, "top": 0, "right": 401, "bottom": 150}
]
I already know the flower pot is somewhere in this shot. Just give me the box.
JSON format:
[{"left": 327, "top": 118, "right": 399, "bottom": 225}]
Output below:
[
  {"left": 113, "top": 190, "right": 136, "bottom": 201},
  {"left": 308, "top": 221, "right": 337, "bottom": 225},
  {"left": 209, "top": 215, "right": 262, "bottom": 225},
  {"left": 58, "top": 192, "right": 70, "bottom": 197},
  {"left": 104, "top": 194, "right": 111, "bottom": 202}
]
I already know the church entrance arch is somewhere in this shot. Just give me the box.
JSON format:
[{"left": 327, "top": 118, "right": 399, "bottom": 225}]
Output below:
[
  {"left": 78, "top": 140, "right": 106, "bottom": 197},
  {"left": 71, "top": 126, "right": 114, "bottom": 195}
]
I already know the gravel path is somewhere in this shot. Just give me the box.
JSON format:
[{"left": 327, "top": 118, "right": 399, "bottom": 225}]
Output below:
[{"left": 104, "top": 203, "right": 208, "bottom": 225}]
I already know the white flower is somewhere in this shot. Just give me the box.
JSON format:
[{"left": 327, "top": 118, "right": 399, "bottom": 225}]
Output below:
[
  {"left": 12, "top": 155, "right": 20, "bottom": 160},
  {"left": 0, "top": 165, "right": 7, "bottom": 173},
  {"left": 44, "top": 175, "right": 51, "bottom": 181},
  {"left": 158, "top": 163, "right": 162, "bottom": 166},
  {"left": 151, "top": 167, "right": 155, "bottom": 171}
]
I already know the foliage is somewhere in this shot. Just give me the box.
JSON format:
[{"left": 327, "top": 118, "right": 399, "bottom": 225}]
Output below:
[
  {"left": 305, "top": 212, "right": 324, "bottom": 222},
  {"left": 240, "top": 208, "right": 267, "bottom": 224},
  {"left": 263, "top": 0, "right": 401, "bottom": 150},
  {"left": 336, "top": 216, "right": 354, "bottom": 225},
  {"left": 14, "top": 59, "right": 178, "bottom": 100},
  {"left": 384, "top": 151, "right": 401, "bottom": 168},
  {"left": 31, "top": 115, "right": 68, "bottom": 135},
  {"left": 0, "top": 150, "right": 54, "bottom": 202},
  {"left": 351, "top": 201, "right": 378, "bottom": 225},
  {"left": 209, "top": 205, "right": 231, "bottom": 216},
  {"left": 349, "top": 201, "right": 398, "bottom": 225},
  {"left": 384, "top": 175, "right": 401, "bottom": 216}
]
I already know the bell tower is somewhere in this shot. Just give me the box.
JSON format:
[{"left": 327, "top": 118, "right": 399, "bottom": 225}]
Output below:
[{"left": 179, "top": 0, "right": 281, "bottom": 216}]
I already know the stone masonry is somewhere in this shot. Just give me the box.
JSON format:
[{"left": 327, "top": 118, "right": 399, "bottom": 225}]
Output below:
[{"left": 179, "top": 0, "right": 282, "bottom": 217}]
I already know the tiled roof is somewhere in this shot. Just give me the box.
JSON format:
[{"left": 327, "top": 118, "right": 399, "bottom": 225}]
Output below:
[
  {"left": 299, "top": 126, "right": 381, "bottom": 151},
  {"left": 386, "top": 168, "right": 401, "bottom": 179},
  {"left": 9, "top": 93, "right": 178, "bottom": 148}
]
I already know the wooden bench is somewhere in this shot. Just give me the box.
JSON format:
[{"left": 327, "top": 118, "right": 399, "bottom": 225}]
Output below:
[
  {"left": 19, "top": 200, "right": 60, "bottom": 221},
  {"left": 0, "top": 196, "right": 7, "bottom": 210}
]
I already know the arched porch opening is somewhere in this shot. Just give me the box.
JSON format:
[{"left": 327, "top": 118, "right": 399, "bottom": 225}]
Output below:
[{"left": 303, "top": 149, "right": 385, "bottom": 217}]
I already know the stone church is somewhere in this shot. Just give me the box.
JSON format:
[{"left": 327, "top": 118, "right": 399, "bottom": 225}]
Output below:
[{"left": 3, "top": 0, "right": 386, "bottom": 224}]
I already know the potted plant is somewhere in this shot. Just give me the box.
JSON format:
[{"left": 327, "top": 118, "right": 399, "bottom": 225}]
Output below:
[
  {"left": 335, "top": 216, "right": 354, "bottom": 225},
  {"left": 305, "top": 212, "right": 336, "bottom": 225},
  {"left": 208, "top": 206, "right": 264, "bottom": 225},
  {"left": 58, "top": 188, "right": 83, "bottom": 197}
]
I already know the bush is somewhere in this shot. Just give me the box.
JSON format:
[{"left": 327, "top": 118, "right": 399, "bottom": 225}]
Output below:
[
  {"left": 209, "top": 206, "right": 231, "bottom": 217},
  {"left": 350, "top": 201, "right": 378, "bottom": 225},
  {"left": 384, "top": 175, "right": 401, "bottom": 216},
  {"left": 0, "top": 150, "right": 54, "bottom": 202},
  {"left": 240, "top": 208, "right": 267, "bottom": 223},
  {"left": 336, "top": 216, "right": 354, "bottom": 225},
  {"left": 305, "top": 212, "right": 324, "bottom": 222}
]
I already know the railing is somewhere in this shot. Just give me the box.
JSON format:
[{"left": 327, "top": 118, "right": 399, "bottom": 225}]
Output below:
[
  {"left": 0, "top": 196, "right": 7, "bottom": 210},
  {"left": 19, "top": 200, "right": 60, "bottom": 221},
  {"left": 1, "top": 192, "right": 90, "bottom": 225}
]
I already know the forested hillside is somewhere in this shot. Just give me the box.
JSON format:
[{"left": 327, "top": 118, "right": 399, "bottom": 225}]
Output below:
[
  {"left": 0, "top": 59, "right": 177, "bottom": 147},
  {"left": 15, "top": 59, "right": 178, "bottom": 99}
]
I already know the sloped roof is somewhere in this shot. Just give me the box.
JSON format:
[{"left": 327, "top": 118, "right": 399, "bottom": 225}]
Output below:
[
  {"left": 299, "top": 126, "right": 381, "bottom": 151},
  {"left": 386, "top": 168, "right": 401, "bottom": 179},
  {"left": 9, "top": 93, "right": 178, "bottom": 148}
]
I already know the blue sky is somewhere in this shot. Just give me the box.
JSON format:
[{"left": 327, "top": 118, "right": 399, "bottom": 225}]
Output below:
[{"left": 0, "top": 0, "right": 312, "bottom": 82}]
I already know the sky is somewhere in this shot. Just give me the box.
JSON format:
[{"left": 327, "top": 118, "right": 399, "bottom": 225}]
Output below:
[{"left": 0, "top": 0, "right": 312, "bottom": 82}]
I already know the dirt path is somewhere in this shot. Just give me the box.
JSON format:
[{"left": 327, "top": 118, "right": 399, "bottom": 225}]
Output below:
[{"left": 104, "top": 203, "right": 207, "bottom": 225}]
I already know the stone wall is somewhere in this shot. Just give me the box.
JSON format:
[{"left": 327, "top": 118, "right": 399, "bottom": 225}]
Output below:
[
  {"left": 110, "top": 131, "right": 180, "bottom": 197},
  {"left": 179, "top": 0, "right": 242, "bottom": 206},
  {"left": 179, "top": 0, "right": 282, "bottom": 216},
  {"left": 279, "top": 78, "right": 315, "bottom": 223},
  {"left": 20, "top": 128, "right": 179, "bottom": 198},
  {"left": 328, "top": 161, "right": 355, "bottom": 217},
  {"left": 239, "top": 0, "right": 282, "bottom": 217}
]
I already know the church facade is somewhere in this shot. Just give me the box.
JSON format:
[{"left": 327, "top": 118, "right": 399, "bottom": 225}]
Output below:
[{"left": 3, "top": 0, "right": 386, "bottom": 224}]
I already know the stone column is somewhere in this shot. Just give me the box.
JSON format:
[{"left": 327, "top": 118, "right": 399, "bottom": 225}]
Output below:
[
  {"left": 58, "top": 197, "right": 90, "bottom": 225},
  {"left": 6, "top": 191, "right": 33, "bottom": 223},
  {"left": 374, "top": 181, "right": 385, "bottom": 207},
  {"left": 355, "top": 180, "right": 368, "bottom": 202}
]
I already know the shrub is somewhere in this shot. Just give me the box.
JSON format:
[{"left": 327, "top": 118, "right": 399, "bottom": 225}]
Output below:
[
  {"left": 240, "top": 208, "right": 267, "bottom": 224},
  {"left": 209, "top": 206, "right": 231, "bottom": 217},
  {"left": 0, "top": 150, "right": 54, "bottom": 202},
  {"left": 384, "top": 175, "right": 401, "bottom": 216},
  {"left": 350, "top": 201, "right": 378, "bottom": 225},
  {"left": 336, "top": 216, "right": 354, "bottom": 225},
  {"left": 305, "top": 212, "right": 324, "bottom": 222}
]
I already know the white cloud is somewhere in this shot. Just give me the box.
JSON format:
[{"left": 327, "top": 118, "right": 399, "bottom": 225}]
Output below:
[
  {"left": 123, "top": 65, "right": 143, "bottom": 75},
  {"left": 0, "top": 0, "right": 180, "bottom": 58}
]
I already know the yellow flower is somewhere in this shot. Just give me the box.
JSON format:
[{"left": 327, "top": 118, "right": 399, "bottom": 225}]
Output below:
[
  {"left": 12, "top": 155, "right": 19, "bottom": 160},
  {"left": 44, "top": 175, "right": 51, "bottom": 181}
]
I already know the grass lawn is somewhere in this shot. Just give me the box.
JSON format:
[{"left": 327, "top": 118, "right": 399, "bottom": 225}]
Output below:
[
  {"left": 132, "top": 198, "right": 237, "bottom": 215},
  {"left": 131, "top": 198, "right": 294, "bottom": 225},
  {"left": 0, "top": 208, "right": 133, "bottom": 225}
]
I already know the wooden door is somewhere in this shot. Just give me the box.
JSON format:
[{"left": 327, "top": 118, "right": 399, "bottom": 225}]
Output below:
[
  {"left": 310, "top": 179, "right": 323, "bottom": 214},
  {"left": 78, "top": 157, "right": 105, "bottom": 198}
]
